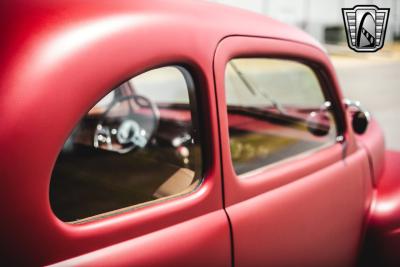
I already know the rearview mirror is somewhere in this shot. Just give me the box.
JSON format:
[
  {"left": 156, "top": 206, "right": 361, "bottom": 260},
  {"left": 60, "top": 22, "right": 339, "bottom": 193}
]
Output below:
[
  {"left": 306, "top": 101, "right": 332, "bottom": 137},
  {"left": 307, "top": 111, "right": 331, "bottom": 136}
]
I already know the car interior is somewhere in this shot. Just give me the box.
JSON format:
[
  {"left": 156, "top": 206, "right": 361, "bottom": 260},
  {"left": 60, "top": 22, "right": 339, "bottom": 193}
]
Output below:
[{"left": 50, "top": 67, "right": 202, "bottom": 222}]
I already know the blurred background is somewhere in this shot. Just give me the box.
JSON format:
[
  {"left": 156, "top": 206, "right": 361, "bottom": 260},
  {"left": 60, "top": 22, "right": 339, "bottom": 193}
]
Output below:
[{"left": 209, "top": 0, "right": 400, "bottom": 150}]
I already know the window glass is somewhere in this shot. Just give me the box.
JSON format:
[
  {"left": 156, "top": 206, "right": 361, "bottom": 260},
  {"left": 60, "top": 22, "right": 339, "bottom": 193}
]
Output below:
[
  {"left": 50, "top": 66, "right": 202, "bottom": 222},
  {"left": 225, "top": 58, "right": 337, "bottom": 175}
]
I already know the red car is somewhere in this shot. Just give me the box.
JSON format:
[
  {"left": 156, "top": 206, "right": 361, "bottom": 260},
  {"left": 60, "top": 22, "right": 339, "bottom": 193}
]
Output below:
[{"left": 1, "top": 0, "right": 399, "bottom": 266}]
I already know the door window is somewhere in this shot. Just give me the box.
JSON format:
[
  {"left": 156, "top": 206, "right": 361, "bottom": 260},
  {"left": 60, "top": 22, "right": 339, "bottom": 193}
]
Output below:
[{"left": 225, "top": 58, "right": 337, "bottom": 175}]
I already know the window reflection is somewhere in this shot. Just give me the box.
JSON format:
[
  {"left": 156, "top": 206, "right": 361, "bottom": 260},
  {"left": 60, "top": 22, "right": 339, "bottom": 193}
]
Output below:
[{"left": 226, "top": 59, "right": 337, "bottom": 175}]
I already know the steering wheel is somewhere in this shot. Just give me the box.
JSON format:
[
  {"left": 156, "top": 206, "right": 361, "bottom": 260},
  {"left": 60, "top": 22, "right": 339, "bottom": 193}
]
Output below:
[{"left": 93, "top": 94, "right": 159, "bottom": 153}]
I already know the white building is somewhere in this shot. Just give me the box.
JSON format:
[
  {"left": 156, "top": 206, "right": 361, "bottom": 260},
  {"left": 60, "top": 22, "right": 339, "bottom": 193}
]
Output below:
[{"left": 210, "top": 0, "right": 400, "bottom": 43}]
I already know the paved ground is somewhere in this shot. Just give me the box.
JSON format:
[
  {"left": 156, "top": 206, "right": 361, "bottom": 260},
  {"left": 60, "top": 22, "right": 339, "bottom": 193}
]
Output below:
[{"left": 330, "top": 47, "right": 400, "bottom": 150}]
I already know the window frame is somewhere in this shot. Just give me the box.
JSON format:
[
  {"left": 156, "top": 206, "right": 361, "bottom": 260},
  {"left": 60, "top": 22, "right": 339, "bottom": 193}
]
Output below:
[{"left": 50, "top": 64, "right": 207, "bottom": 224}]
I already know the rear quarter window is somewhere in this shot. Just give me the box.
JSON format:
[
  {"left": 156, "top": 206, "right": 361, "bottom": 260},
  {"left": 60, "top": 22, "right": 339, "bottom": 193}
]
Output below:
[{"left": 50, "top": 66, "right": 202, "bottom": 223}]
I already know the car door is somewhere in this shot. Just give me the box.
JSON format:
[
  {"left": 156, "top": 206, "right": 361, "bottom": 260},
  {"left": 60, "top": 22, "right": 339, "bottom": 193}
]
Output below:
[{"left": 214, "top": 36, "right": 373, "bottom": 267}]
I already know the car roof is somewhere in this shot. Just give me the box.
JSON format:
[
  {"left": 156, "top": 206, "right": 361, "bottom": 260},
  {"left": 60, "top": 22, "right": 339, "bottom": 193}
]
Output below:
[{"left": 1, "top": 0, "right": 323, "bottom": 55}]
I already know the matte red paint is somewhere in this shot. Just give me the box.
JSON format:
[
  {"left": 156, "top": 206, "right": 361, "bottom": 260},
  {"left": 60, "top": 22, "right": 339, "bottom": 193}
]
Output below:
[
  {"left": 0, "top": 0, "right": 235, "bottom": 265},
  {"left": 357, "top": 119, "right": 386, "bottom": 186},
  {"left": 48, "top": 211, "right": 230, "bottom": 267},
  {"left": 0, "top": 0, "right": 397, "bottom": 266},
  {"left": 359, "top": 150, "right": 400, "bottom": 267},
  {"left": 213, "top": 36, "right": 373, "bottom": 267}
]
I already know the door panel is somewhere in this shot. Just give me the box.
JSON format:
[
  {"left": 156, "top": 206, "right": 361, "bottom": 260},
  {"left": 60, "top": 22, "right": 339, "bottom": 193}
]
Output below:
[
  {"left": 227, "top": 149, "right": 370, "bottom": 267},
  {"left": 214, "top": 36, "right": 372, "bottom": 266}
]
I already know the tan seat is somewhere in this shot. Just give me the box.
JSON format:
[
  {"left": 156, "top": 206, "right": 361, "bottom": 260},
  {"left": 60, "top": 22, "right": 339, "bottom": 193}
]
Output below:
[{"left": 153, "top": 168, "right": 196, "bottom": 199}]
